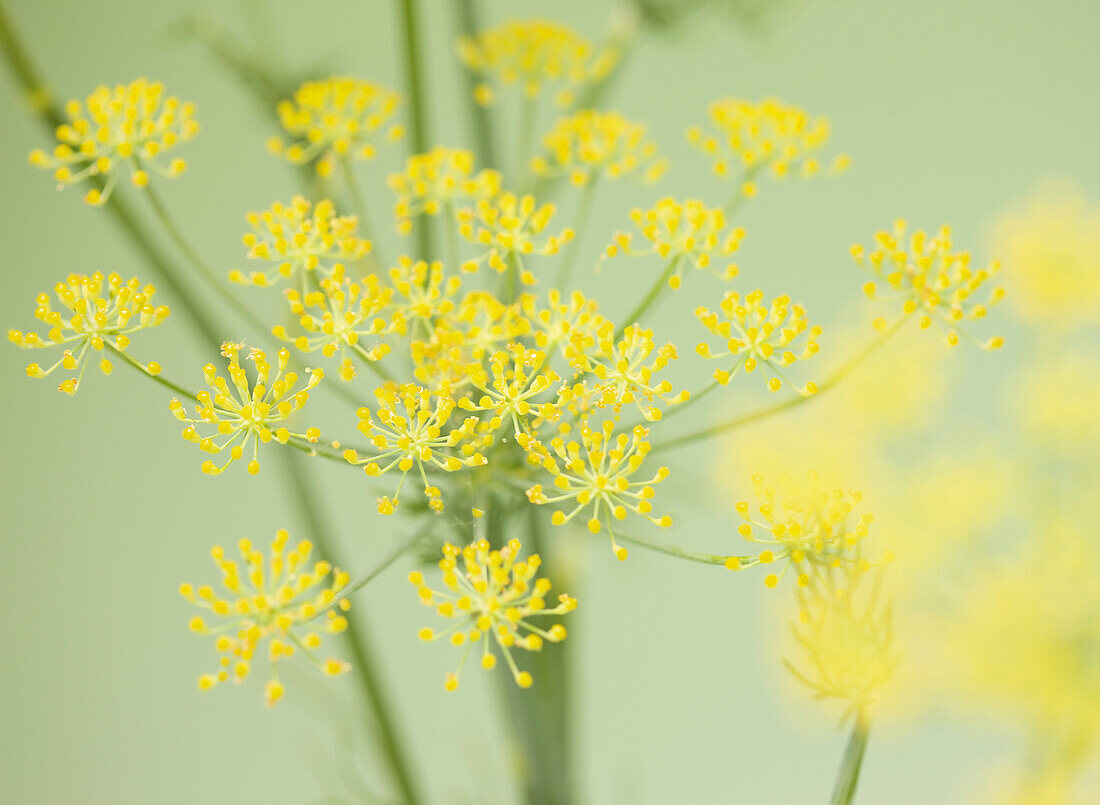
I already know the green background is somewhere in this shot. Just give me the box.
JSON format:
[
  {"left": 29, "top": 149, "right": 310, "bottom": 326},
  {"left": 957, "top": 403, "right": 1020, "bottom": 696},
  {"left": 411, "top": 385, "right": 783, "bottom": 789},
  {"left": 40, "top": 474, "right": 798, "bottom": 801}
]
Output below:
[{"left": 0, "top": 0, "right": 1096, "bottom": 802}]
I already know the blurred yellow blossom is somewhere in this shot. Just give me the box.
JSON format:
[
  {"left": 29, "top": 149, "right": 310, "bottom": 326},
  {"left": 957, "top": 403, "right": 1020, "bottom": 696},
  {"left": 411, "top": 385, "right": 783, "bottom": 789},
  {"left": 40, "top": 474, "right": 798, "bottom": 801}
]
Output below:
[
  {"left": 388, "top": 146, "right": 501, "bottom": 234},
  {"left": 457, "top": 19, "right": 616, "bottom": 106},
  {"left": 28, "top": 77, "right": 197, "bottom": 205},
  {"left": 457, "top": 191, "right": 573, "bottom": 281},
  {"left": 531, "top": 109, "right": 668, "bottom": 186},
  {"left": 990, "top": 181, "right": 1100, "bottom": 332},
  {"left": 268, "top": 77, "right": 403, "bottom": 176}
]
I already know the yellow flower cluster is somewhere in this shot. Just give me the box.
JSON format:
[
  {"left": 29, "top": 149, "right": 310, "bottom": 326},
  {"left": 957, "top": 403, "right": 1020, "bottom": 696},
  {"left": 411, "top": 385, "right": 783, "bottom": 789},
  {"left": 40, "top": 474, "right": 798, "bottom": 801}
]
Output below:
[
  {"left": 182, "top": 530, "right": 351, "bottom": 706},
  {"left": 459, "top": 345, "right": 561, "bottom": 439},
  {"left": 786, "top": 561, "right": 898, "bottom": 720},
  {"left": 605, "top": 198, "right": 744, "bottom": 288},
  {"left": 695, "top": 290, "right": 821, "bottom": 394},
  {"left": 233, "top": 196, "right": 372, "bottom": 287},
  {"left": 273, "top": 264, "right": 392, "bottom": 381},
  {"left": 686, "top": 97, "right": 846, "bottom": 197},
  {"left": 853, "top": 220, "right": 1005, "bottom": 348},
  {"left": 578, "top": 325, "right": 689, "bottom": 421},
  {"left": 29, "top": 77, "right": 197, "bottom": 205},
  {"left": 457, "top": 19, "right": 616, "bottom": 106},
  {"left": 170, "top": 343, "right": 323, "bottom": 475},
  {"left": 344, "top": 383, "right": 487, "bottom": 515},
  {"left": 388, "top": 146, "right": 501, "bottom": 234},
  {"left": 730, "top": 472, "right": 876, "bottom": 589},
  {"left": 411, "top": 538, "right": 576, "bottom": 690},
  {"left": 531, "top": 110, "right": 668, "bottom": 186},
  {"left": 526, "top": 421, "right": 672, "bottom": 559},
  {"left": 267, "top": 77, "right": 404, "bottom": 176},
  {"left": 9, "top": 273, "right": 169, "bottom": 395},
  {"left": 457, "top": 192, "right": 574, "bottom": 280}
]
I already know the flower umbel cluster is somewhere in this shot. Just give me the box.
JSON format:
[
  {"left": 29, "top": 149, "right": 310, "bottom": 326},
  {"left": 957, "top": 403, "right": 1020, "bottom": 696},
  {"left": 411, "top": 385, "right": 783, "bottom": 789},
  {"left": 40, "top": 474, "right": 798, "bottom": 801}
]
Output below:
[
  {"left": 853, "top": 220, "right": 1005, "bottom": 348},
  {"left": 10, "top": 272, "right": 169, "bottom": 395},
  {"left": 170, "top": 343, "right": 323, "bottom": 475},
  {"left": 457, "top": 192, "right": 574, "bottom": 280},
  {"left": 182, "top": 530, "right": 351, "bottom": 706},
  {"left": 730, "top": 472, "right": 876, "bottom": 588},
  {"left": 686, "top": 97, "right": 846, "bottom": 197},
  {"left": 531, "top": 109, "right": 668, "bottom": 186},
  {"left": 695, "top": 290, "right": 821, "bottom": 393},
  {"left": 268, "top": 77, "right": 404, "bottom": 176},
  {"left": 344, "top": 384, "right": 486, "bottom": 514},
  {"left": 29, "top": 77, "right": 197, "bottom": 205},
  {"left": 457, "top": 19, "right": 616, "bottom": 106},
  {"left": 388, "top": 146, "right": 501, "bottom": 234},
  {"left": 606, "top": 198, "right": 744, "bottom": 288},
  {"left": 233, "top": 196, "right": 372, "bottom": 287},
  {"left": 527, "top": 421, "right": 672, "bottom": 559},
  {"left": 274, "top": 264, "right": 392, "bottom": 381},
  {"left": 411, "top": 538, "right": 577, "bottom": 690}
]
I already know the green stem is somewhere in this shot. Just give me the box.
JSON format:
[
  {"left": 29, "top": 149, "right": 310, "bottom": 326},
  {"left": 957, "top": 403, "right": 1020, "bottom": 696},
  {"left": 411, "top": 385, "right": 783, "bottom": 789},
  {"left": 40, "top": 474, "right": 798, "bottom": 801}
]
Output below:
[
  {"left": 503, "top": 249, "right": 519, "bottom": 304},
  {"left": 616, "top": 255, "right": 681, "bottom": 338},
  {"left": 516, "top": 94, "right": 537, "bottom": 189},
  {"left": 830, "top": 711, "right": 872, "bottom": 805},
  {"left": 443, "top": 200, "right": 460, "bottom": 272},
  {"left": 338, "top": 156, "right": 384, "bottom": 270},
  {"left": 652, "top": 313, "right": 912, "bottom": 453},
  {"left": 142, "top": 182, "right": 269, "bottom": 337},
  {"left": 614, "top": 531, "right": 755, "bottom": 567},
  {"left": 452, "top": 0, "right": 497, "bottom": 169},
  {"left": 660, "top": 376, "right": 721, "bottom": 421},
  {"left": 279, "top": 452, "right": 423, "bottom": 805},
  {"left": 105, "top": 343, "right": 199, "bottom": 402},
  {"left": 554, "top": 177, "right": 598, "bottom": 290},
  {"left": 397, "top": 0, "right": 434, "bottom": 263}
]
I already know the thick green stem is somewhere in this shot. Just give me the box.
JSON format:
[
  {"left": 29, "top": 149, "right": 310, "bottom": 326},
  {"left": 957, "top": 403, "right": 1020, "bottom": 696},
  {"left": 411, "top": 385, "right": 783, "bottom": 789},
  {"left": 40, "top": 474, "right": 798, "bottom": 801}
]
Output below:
[
  {"left": 554, "top": 177, "right": 598, "bottom": 290},
  {"left": 452, "top": 0, "right": 498, "bottom": 170},
  {"left": 652, "top": 313, "right": 912, "bottom": 453},
  {"left": 616, "top": 255, "right": 681, "bottom": 338},
  {"left": 280, "top": 453, "right": 423, "bottom": 805},
  {"left": 141, "top": 182, "right": 269, "bottom": 337},
  {"left": 830, "top": 712, "right": 872, "bottom": 805},
  {"left": 397, "top": 0, "right": 434, "bottom": 263}
]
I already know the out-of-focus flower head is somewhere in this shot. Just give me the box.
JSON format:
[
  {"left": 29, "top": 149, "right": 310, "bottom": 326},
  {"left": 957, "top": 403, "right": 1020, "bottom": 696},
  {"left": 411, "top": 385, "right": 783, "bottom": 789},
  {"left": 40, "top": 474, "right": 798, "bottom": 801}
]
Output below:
[
  {"left": 273, "top": 264, "right": 392, "bottom": 381},
  {"left": 1015, "top": 354, "right": 1100, "bottom": 461},
  {"left": 343, "top": 383, "right": 487, "bottom": 515},
  {"left": 170, "top": 343, "right": 322, "bottom": 476},
  {"left": 686, "top": 96, "right": 846, "bottom": 198},
  {"left": 605, "top": 198, "right": 744, "bottom": 289},
  {"left": 854, "top": 219, "right": 1005, "bottom": 348},
  {"left": 410, "top": 538, "right": 577, "bottom": 690},
  {"left": 388, "top": 146, "right": 502, "bottom": 234},
  {"left": 948, "top": 528, "right": 1100, "bottom": 792},
  {"left": 457, "top": 192, "right": 574, "bottom": 282},
  {"left": 695, "top": 289, "right": 820, "bottom": 394},
  {"left": 990, "top": 181, "right": 1100, "bottom": 334},
  {"left": 182, "top": 530, "right": 351, "bottom": 706},
  {"left": 457, "top": 19, "right": 617, "bottom": 107},
  {"left": 785, "top": 562, "right": 899, "bottom": 722},
  {"left": 29, "top": 78, "right": 197, "bottom": 205},
  {"left": 526, "top": 420, "right": 671, "bottom": 559},
  {"left": 531, "top": 109, "right": 668, "bottom": 186},
  {"left": 233, "top": 196, "right": 372, "bottom": 287},
  {"left": 730, "top": 472, "right": 877, "bottom": 588},
  {"left": 267, "top": 77, "right": 403, "bottom": 176},
  {"left": 10, "top": 273, "right": 169, "bottom": 395}
]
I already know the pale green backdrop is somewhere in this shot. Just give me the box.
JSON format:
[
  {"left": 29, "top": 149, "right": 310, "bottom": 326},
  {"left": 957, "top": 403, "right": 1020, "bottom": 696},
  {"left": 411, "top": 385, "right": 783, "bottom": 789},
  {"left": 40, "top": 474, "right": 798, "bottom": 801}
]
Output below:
[{"left": 0, "top": 0, "right": 1097, "bottom": 803}]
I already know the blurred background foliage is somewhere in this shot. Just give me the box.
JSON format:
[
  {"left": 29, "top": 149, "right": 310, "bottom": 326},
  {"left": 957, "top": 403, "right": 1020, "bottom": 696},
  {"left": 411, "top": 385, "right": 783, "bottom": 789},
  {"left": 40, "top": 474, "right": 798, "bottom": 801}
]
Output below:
[{"left": 1, "top": 0, "right": 1097, "bottom": 802}]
